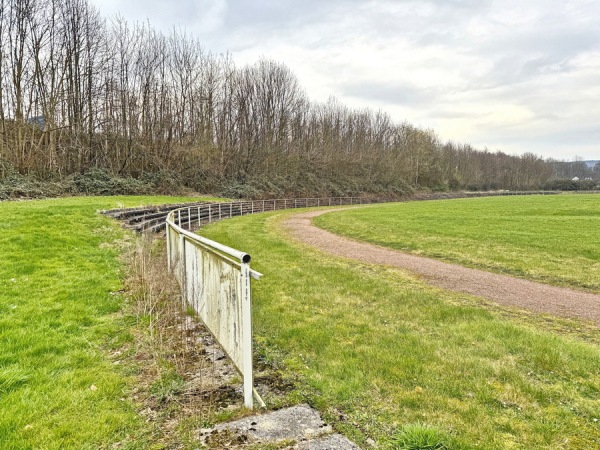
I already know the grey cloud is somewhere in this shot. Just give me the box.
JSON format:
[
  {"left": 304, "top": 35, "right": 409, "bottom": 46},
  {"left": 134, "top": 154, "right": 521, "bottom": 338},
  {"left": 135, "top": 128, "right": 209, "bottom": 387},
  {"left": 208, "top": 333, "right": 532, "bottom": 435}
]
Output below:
[
  {"left": 222, "top": 0, "right": 363, "bottom": 30},
  {"left": 483, "top": 29, "right": 599, "bottom": 71},
  {"left": 342, "top": 81, "right": 438, "bottom": 107},
  {"left": 480, "top": 125, "right": 600, "bottom": 159},
  {"left": 119, "top": 0, "right": 204, "bottom": 23},
  {"left": 539, "top": 125, "right": 600, "bottom": 144},
  {"left": 357, "top": 0, "right": 494, "bottom": 42}
]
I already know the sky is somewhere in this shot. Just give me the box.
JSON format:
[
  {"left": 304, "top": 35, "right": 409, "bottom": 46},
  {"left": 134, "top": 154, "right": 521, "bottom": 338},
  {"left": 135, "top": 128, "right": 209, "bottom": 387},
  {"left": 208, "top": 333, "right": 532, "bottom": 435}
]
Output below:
[{"left": 89, "top": 0, "right": 600, "bottom": 161}]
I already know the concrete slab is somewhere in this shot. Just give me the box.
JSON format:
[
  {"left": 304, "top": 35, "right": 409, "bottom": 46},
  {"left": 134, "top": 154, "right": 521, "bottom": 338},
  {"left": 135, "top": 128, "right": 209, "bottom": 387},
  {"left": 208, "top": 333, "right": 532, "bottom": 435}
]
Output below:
[
  {"left": 200, "top": 404, "right": 361, "bottom": 448},
  {"left": 214, "top": 404, "right": 331, "bottom": 441}
]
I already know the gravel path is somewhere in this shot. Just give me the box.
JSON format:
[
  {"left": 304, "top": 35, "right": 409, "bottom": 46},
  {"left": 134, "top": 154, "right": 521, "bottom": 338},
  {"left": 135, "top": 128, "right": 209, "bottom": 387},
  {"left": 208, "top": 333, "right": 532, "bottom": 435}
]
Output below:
[{"left": 283, "top": 209, "right": 600, "bottom": 326}]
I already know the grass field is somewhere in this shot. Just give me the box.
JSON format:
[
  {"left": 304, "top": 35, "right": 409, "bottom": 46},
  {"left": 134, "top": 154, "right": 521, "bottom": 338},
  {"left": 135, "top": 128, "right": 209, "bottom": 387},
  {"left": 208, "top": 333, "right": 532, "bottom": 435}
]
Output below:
[
  {"left": 2, "top": 194, "right": 599, "bottom": 449},
  {"left": 315, "top": 194, "right": 600, "bottom": 292},
  {"left": 0, "top": 196, "right": 208, "bottom": 449},
  {"left": 200, "top": 202, "right": 600, "bottom": 449}
]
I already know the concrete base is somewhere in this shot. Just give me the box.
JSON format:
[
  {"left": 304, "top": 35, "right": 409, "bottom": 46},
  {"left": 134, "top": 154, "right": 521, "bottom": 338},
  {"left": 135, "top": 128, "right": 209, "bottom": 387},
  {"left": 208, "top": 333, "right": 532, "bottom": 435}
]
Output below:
[{"left": 200, "top": 404, "right": 360, "bottom": 449}]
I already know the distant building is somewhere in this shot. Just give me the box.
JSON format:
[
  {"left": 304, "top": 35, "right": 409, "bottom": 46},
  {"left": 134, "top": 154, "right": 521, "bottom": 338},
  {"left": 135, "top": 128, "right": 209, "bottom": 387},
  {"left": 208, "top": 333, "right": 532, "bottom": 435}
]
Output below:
[
  {"left": 27, "top": 115, "right": 46, "bottom": 129},
  {"left": 572, "top": 177, "right": 579, "bottom": 181}
]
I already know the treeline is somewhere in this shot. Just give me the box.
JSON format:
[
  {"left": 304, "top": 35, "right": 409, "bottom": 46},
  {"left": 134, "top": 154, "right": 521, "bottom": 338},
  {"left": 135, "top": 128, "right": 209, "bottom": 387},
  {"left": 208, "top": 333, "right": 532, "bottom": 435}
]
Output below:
[
  {"left": 548, "top": 160, "right": 600, "bottom": 180},
  {"left": 0, "top": 0, "right": 557, "bottom": 197}
]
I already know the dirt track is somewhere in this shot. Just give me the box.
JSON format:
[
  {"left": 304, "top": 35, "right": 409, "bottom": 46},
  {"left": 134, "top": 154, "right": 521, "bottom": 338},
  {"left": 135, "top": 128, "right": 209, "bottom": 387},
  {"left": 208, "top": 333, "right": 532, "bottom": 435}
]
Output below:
[{"left": 283, "top": 209, "right": 600, "bottom": 326}]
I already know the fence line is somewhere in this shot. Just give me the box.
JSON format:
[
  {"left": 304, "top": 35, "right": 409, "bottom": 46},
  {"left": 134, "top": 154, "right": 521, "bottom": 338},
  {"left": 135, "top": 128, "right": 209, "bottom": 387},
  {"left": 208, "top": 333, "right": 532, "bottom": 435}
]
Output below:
[
  {"left": 166, "top": 196, "right": 372, "bottom": 231},
  {"left": 163, "top": 190, "right": 565, "bottom": 408},
  {"left": 164, "top": 192, "right": 564, "bottom": 232}
]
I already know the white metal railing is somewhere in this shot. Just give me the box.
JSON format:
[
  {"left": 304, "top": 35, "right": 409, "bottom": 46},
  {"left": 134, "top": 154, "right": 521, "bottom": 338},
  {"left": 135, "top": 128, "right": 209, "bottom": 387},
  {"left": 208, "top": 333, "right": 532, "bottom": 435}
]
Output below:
[
  {"left": 166, "top": 210, "right": 264, "bottom": 409},
  {"left": 165, "top": 197, "right": 376, "bottom": 409},
  {"left": 166, "top": 197, "right": 385, "bottom": 233}
]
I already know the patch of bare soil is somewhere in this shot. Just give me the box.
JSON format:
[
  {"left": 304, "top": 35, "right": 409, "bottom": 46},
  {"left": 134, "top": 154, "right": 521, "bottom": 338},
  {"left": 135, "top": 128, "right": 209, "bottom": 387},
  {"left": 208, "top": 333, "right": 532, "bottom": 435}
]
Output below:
[{"left": 283, "top": 209, "right": 600, "bottom": 326}]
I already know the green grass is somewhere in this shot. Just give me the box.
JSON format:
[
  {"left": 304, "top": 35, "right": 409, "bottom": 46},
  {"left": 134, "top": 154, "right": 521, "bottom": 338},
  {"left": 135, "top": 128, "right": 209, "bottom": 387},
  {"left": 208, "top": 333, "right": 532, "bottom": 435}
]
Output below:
[
  {"left": 200, "top": 209, "right": 600, "bottom": 449},
  {"left": 389, "top": 423, "right": 453, "bottom": 450},
  {"left": 315, "top": 194, "right": 600, "bottom": 292},
  {"left": 0, "top": 195, "right": 210, "bottom": 449}
]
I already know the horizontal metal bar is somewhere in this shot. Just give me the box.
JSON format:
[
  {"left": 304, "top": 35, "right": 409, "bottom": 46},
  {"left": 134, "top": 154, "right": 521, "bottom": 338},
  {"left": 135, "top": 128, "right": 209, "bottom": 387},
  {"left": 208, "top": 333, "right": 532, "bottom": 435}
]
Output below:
[
  {"left": 253, "top": 387, "right": 266, "bottom": 408},
  {"left": 250, "top": 270, "right": 263, "bottom": 280},
  {"left": 167, "top": 212, "right": 250, "bottom": 263}
]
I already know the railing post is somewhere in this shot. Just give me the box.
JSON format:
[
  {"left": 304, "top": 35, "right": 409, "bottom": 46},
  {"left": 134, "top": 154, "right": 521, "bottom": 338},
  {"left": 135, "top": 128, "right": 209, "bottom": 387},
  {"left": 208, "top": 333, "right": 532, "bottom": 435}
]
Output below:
[
  {"left": 179, "top": 234, "right": 186, "bottom": 301},
  {"left": 208, "top": 204, "right": 212, "bottom": 222},
  {"left": 198, "top": 206, "right": 201, "bottom": 227},
  {"left": 166, "top": 219, "right": 171, "bottom": 272},
  {"left": 241, "top": 261, "right": 253, "bottom": 408},
  {"left": 219, "top": 203, "right": 222, "bottom": 220}
]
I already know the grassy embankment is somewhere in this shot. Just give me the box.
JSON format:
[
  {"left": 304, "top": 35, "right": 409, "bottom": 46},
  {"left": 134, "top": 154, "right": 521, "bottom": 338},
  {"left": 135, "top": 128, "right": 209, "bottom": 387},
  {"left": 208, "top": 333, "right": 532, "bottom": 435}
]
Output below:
[
  {"left": 315, "top": 194, "right": 600, "bottom": 292},
  {"left": 0, "top": 196, "right": 211, "bottom": 449},
  {"left": 200, "top": 195, "right": 600, "bottom": 449}
]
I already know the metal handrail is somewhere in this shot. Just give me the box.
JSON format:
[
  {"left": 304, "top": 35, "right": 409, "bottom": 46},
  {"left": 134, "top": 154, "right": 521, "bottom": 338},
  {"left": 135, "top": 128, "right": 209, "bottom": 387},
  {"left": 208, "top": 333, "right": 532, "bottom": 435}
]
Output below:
[{"left": 165, "top": 196, "right": 380, "bottom": 233}]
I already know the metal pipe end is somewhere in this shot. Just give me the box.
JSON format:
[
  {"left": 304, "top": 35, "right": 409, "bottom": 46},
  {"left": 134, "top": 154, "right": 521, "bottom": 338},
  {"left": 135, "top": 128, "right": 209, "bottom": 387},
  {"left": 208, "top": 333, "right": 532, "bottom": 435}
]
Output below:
[{"left": 241, "top": 254, "right": 251, "bottom": 263}]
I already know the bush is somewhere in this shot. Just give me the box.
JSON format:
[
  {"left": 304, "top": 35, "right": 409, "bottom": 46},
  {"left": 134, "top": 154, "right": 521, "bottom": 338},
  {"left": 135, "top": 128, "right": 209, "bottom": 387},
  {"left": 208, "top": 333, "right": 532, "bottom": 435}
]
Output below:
[
  {"left": 219, "top": 180, "right": 262, "bottom": 199},
  {"left": 0, "top": 167, "right": 199, "bottom": 200},
  {"left": 140, "top": 171, "right": 183, "bottom": 195},
  {"left": 73, "top": 169, "right": 150, "bottom": 195},
  {"left": 543, "top": 178, "right": 599, "bottom": 191},
  {"left": 0, "top": 168, "right": 75, "bottom": 200}
]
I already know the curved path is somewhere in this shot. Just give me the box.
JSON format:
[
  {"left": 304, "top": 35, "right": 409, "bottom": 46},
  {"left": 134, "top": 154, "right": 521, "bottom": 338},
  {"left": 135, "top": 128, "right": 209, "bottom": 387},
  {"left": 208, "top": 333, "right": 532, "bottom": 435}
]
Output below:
[{"left": 284, "top": 209, "right": 600, "bottom": 326}]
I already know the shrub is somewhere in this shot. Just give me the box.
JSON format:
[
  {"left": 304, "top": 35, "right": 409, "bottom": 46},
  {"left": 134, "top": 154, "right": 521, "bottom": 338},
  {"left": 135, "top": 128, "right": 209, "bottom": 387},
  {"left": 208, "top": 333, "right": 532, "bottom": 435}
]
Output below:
[
  {"left": 0, "top": 169, "right": 75, "bottom": 199},
  {"left": 73, "top": 169, "right": 150, "bottom": 195},
  {"left": 543, "top": 178, "right": 598, "bottom": 191},
  {"left": 141, "top": 170, "right": 183, "bottom": 194}
]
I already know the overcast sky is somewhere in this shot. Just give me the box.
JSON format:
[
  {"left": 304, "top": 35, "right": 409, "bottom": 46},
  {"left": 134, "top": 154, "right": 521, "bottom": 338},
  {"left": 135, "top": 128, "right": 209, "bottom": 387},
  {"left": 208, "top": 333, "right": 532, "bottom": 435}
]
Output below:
[{"left": 90, "top": 0, "right": 600, "bottom": 161}]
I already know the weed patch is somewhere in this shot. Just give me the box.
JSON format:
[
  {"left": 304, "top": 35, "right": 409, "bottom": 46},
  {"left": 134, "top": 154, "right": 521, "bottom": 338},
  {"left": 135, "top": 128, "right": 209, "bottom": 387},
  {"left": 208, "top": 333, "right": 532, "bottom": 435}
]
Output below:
[
  {"left": 389, "top": 423, "right": 453, "bottom": 450},
  {"left": 122, "top": 233, "right": 297, "bottom": 447}
]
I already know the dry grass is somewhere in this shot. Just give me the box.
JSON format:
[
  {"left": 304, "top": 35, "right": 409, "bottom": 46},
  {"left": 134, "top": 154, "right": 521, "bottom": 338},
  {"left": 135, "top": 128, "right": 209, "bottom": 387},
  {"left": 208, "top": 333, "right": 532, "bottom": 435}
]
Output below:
[{"left": 124, "top": 234, "right": 238, "bottom": 448}]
